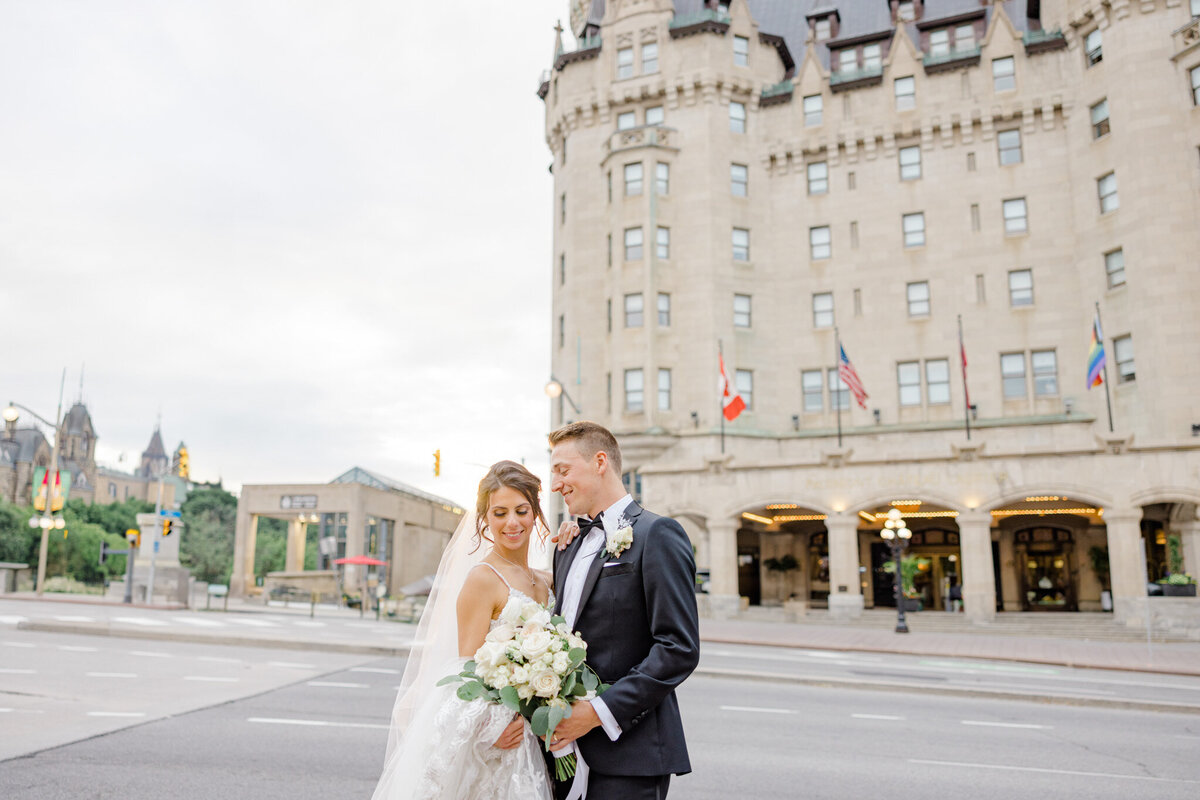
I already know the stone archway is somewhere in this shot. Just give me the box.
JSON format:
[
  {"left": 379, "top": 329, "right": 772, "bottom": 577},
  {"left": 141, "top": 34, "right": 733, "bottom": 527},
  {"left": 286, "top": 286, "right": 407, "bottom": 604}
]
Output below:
[{"left": 730, "top": 502, "right": 829, "bottom": 610}]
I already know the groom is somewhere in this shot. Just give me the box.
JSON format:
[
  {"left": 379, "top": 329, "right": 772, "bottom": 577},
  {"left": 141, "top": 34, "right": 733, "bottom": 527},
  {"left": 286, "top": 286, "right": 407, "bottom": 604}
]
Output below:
[{"left": 546, "top": 421, "right": 700, "bottom": 799}]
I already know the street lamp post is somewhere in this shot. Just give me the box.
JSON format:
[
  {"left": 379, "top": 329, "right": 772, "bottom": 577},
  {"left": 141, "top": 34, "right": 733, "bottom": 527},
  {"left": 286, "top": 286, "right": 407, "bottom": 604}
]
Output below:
[
  {"left": 544, "top": 376, "right": 580, "bottom": 426},
  {"left": 880, "top": 508, "right": 913, "bottom": 634}
]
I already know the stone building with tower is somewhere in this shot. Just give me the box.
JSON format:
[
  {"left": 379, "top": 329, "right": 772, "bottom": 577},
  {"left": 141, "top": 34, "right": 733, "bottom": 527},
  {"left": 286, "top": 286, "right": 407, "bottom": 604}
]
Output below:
[{"left": 542, "top": 0, "right": 1200, "bottom": 629}]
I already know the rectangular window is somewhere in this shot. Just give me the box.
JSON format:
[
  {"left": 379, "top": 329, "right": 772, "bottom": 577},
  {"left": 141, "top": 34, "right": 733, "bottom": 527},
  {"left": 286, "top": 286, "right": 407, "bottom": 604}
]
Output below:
[
  {"left": 803, "top": 94, "right": 822, "bottom": 126},
  {"left": 657, "top": 368, "right": 671, "bottom": 410},
  {"left": 899, "top": 145, "right": 921, "bottom": 180},
  {"left": 970, "top": 203, "right": 981, "bottom": 232},
  {"left": 1032, "top": 350, "right": 1058, "bottom": 396},
  {"left": 732, "top": 228, "right": 750, "bottom": 261},
  {"left": 955, "top": 23, "right": 976, "bottom": 52},
  {"left": 907, "top": 281, "right": 930, "bottom": 317},
  {"left": 1192, "top": 0, "right": 1200, "bottom": 17},
  {"left": 735, "top": 370, "right": 753, "bottom": 410},
  {"left": 898, "top": 1, "right": 915, "bottom": 22},
  {"left": 838, "top": 48, "right": 857, "bottom": 72},
  {"left": 828, "top": 367, "right": 849, "bottom": 410},
  {"left": 1084, "top": 29, "right": 1102, "bottom": 67},
  {"left": 1008, "top": 268, "right": 1033, "bottom": 306},
  {"left": 903, "top": 212, "right": 925, "bottom": 247},
  {"left": 559, "top": 253, "right": 565, "bottom": 285},
  {"left": 975, "top": 274, "right": 986, "bottom": 304},
  {"left": 997, "top": 129, "right": 1022, "bottom": 165},
  {"left": 617, "top": 111, "right": 636, "bottom": 130},
  {"left": 850, "top": 220, "right": 859, "bottom": 249},
  {"left": 898, "top": 361, "right": 922, "bottom": 406},
  {"left": 929, "top": 29, "right": 950, "bottom": 57},
  {"left": 802, "top": 370, "right": 824, "bottom": 412},
  {"left": 1105, "top": 248, "right": 1125, "bottom": 288},
  {"left": 558, "top": 314, "right": 564, "bottom": 348},
  {"left": 560, "top": 192, "right": 567, "bottom": 224},
  {"left": 624, "top": 227, "right": 643, "bottom": 260},
  {"left": 1192, "top": 65, "right": 1200, "bottom": 105},
  {"left": 814, "top": 17, "right": 831, "bottom": 40},
  {"left": 642, "top": 42, "right": 659, "bottom": 74},
  {"left": 625, "top": 369, "right": 644, "bottom": 411},
  {"left": 733, "top": 294, "right": 752, "bottom": 328},
  {"left": 1090, "top": 99, "right": 1110, "bottom": 139},
  {"left": 1098, "top": 172, "right": 1119, "bottom": 213},
  {"left": 656, "top": 226, "right": 670, "bottom": 259},
  {"left": 853, "top": 287, "right": 862, "bottom": 316},
  {"left": 624, "top": 162, "right": 643, "bottom": 196},
  {"left": 729, "top": 101, "right": 746, "bottom": 133},
  {"left": 1003, "top": 198, "right": 1028, "bottom": 234},
  {"left": 810, "top": 226, "right": 832, "bottom": 260},
  {"left": 812, "top": 292, "right": 834, "bottom": 328},
  {"left": 607, "top": 298, "right": 612, "bottom": 332},
  {"left": 645, "top": 105, "right": 664, "bottom": 126},
  {"left": 1001, "top": 353, "right": 1027, "bottom": 399},
  {"left": 655, "top": 162, "right": 669, "bottom": 194},
  {"left": 966, "top": 151, "right": 976, "bottom": 171},
  {"left": 862, "top": 43, "right": 882, "bottom": 70},
  {"left": 927, "top": 359, "right": 950, "bottom": 404},
  {"left": 894, "top": 77, "right": 915, "bottom": 110},
  {"left": 731, "top": 163, "right": 748, "bottom": 196},
  {"left": 992, "top": 57, "right": 1015, "bottom": 92},
  {"left": 607, "top": 233, "right": 612, "bottom": 267},
  {"left": 733, "top": 35, "right": 749, "bottom": 67},
  {"left": 624, "top": 293, "right": 643, "bottom": 327},
  {"left": 606, "top": 372, "right": 612, "bottom": 413},
  {"left": 847, "top": 170, "right": 857, "bottom": 190},
  {"left": 1114, "top": 335, "right": 1135, "bottom": 382},
  {"left": 657, "top": 292, "right": 670, "bottom": 326},
  {"left": 607, "top": 170, "right": 612, "bottom": 202},
  {"left": 807, "top": 161, "right": 828, "bottom": 194},
  {"left": 617, "top": 47, "right": 634, "bottom": 79}
]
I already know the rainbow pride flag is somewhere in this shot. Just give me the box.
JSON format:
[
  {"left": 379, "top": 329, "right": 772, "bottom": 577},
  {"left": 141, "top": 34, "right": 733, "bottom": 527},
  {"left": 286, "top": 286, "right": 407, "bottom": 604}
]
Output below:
[{"left": 1087, "top": 313, "right": 1105, "bottom": 389}]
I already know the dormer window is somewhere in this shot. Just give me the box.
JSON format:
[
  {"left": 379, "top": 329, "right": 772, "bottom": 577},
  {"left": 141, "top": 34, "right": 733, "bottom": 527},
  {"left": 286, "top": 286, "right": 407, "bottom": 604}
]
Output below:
[
  {"left": 892, "top": 0, "right": 922, "bottom": 23},
  {"left": 808, "top": 10, "right": 840, "bottom": 42},
  {"left": 815, "top": 17, "right": 831, "bottom": 40}
]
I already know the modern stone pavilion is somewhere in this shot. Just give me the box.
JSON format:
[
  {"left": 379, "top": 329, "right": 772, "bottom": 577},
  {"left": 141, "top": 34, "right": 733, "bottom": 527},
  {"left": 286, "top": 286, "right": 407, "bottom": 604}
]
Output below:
[
  {"left": 542, "top": 0, "right": 1200, "bottom": 629},
  {"left": 231, "top": 467, "right": 464, "bottom": 599}
]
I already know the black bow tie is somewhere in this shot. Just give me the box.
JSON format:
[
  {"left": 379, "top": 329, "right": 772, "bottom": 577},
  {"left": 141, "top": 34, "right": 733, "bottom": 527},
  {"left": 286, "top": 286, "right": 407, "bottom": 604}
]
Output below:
[{"left": 578, "top": 512, "right": 604, "bottom": 536}]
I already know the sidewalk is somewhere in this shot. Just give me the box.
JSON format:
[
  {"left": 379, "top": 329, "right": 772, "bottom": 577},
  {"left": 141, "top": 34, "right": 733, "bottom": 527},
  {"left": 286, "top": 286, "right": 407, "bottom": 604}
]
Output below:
[{"left": 5, "top": 592, "right": 1200, "bottom": 677}]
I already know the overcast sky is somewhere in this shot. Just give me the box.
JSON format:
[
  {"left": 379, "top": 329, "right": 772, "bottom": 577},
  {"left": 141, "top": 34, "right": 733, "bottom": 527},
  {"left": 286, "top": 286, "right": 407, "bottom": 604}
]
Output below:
[{"left": 1, "top": 2, "right": 571, "bottom": 510}]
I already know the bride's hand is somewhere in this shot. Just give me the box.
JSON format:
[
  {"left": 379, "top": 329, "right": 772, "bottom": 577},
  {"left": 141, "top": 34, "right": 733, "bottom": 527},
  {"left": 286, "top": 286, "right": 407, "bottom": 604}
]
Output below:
[
  {"left": 552, "top": 520, "right": 581, "bottom": 552},
  {"left": 493, "top": 715, "right": 524, "bottom": 750}
]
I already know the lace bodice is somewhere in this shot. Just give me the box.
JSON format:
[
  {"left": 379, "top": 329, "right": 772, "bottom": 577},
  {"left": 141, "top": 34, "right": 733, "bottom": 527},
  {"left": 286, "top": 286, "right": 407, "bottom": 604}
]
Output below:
[{"left": 478, "top": 562, "right": 555, "bottom": 623}]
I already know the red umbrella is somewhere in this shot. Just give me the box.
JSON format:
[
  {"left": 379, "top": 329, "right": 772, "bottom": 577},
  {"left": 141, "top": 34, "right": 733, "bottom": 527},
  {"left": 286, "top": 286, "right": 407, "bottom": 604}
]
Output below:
[{"left": 334, "top": 555, "right": 389, "bottom": 566}]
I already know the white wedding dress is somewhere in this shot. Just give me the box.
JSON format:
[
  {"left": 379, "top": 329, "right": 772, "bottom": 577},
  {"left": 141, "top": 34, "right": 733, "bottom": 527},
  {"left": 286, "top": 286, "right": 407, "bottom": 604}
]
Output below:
[{"left": 372, "top": 525, "right": 554, "bottom": 800}]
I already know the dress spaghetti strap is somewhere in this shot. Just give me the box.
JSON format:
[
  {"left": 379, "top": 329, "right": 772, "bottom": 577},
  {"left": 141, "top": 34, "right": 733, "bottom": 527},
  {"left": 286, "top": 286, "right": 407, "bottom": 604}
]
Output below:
[{"left": 476, "top": 561, "right": 512, "bottom": 590}]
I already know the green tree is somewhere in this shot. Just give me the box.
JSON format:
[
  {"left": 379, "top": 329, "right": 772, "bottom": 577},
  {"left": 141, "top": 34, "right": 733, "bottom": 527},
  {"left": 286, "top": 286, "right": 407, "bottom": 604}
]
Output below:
[
  {"left": 254, "top": 517, "right": 288, "bottom": 578},
  {"left": 44, "top": 516, "right": 128, "bottom": 585},
  {"left": 63, "top": 497, "right": 153, "bottom": 538},
  {"left": 179, "top": 488, "right": 237, "bottom": 584},
  {"left": 0, "top": 500, "right": 38, "bottom": 564}
]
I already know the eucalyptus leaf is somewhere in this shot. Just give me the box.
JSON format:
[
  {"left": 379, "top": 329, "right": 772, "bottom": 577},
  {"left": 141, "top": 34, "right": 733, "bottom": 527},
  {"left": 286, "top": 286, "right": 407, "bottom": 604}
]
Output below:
[
  {"left": 435, "top": 675, "right": 462, "bottom": 687},
  {"left": 499, "top": 685, "right": 520, "bottom": 712},
  {"left": 456, "top": 681, "right": 484, "bottom": 701},
  {"left": 568, "top": 647, "right": 586, "bottom": 665},
  {"left": 562, "top": 673, "right": 577, "bottom": 697},
  {"left": 551, "top": 615, "right": 566, "bottom": 627},
  {"left": 582, "top": 670, "right": 598, "bottom": 692},
  {"left": 531, "top": 705, "right": 551, "bottom": 737},
  {"left": 547, "top": 705, "right": 566, "bottom": 741}
]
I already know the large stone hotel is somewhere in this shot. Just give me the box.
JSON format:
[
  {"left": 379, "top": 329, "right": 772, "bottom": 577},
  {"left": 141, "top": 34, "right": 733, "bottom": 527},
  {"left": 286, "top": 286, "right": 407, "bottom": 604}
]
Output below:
[{"left": 541, "top": 0, "right": 1200, "bottom": 628}]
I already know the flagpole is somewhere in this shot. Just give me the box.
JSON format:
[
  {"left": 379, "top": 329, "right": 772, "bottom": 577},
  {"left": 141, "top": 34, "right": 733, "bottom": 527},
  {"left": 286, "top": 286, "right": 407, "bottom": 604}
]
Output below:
[
  {"left": 834, "top": 327, "right": 843, "bottom": 448},
  {"left": 1095, "top": 302, "right": 1115, "bottom": 433},
  {"left": 718, "top": 339, "right": 726, "bottom": 454},
  {"left": 958, "top": 314, "right": 971, "bottom": 441}
]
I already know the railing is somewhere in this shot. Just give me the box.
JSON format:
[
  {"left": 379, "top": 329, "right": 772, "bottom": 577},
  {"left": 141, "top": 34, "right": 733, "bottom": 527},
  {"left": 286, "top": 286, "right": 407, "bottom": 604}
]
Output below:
[
  {"left": 922, "top": 45, "right": 982, "bottom": 69},
  {"left": 669, "top": 9, "right": 731, "bottom": 29},
  {"left": 830, "top": 64, "right": 884, "bottom": 86},
  {"left": 761, "top": 79, "right": 793, "bottom": 99},
  {"left": 1023, "top": 28, "right": 1064, "bottom": 45},
  {"left": 565, "top": 35, "right": 602, "bottom": 54}
]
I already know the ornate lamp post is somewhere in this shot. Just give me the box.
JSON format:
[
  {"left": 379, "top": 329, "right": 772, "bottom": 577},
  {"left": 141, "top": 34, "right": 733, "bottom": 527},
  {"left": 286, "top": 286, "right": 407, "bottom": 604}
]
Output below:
[
  {"left": 5, "top": 398, "right": 68, "bottom": 596},
  {"left": 544, "top": 375, "right": 581, "bottom": 426},
  {"left": 880, "top": 507, "right": 913, "bottom": 634}
]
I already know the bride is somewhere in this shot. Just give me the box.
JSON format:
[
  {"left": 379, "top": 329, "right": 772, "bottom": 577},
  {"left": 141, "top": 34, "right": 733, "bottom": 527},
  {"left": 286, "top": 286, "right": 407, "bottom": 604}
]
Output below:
[{"left": 371, "top": 460, "right": 556, "bottom": 800}]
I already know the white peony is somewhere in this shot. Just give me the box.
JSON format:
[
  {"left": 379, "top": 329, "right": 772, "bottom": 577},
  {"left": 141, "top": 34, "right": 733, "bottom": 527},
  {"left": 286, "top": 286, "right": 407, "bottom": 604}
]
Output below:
[
  {"left": 552, "top": 652, "right": 570, "bottom": 674},
  {"left": 518, "top": 684, "right": 535, "bottom": 701},
  {"left": 520, "top": 600, "right": 543, "bottom": 622},
  {"left": 499, "top": 596, "right": 525, "bottom": 626},
  {"left": 530, "top": 669, "right": 562, "bottom": 698},
  {"left": 474, "top": 641, "right": 507, "bottom": 669},
  {"left": 486, "top": 622, "right": 516, "bottom": 643},
  {"left": 520, "top": 629, "right": 554, "bottom": 660},
  {"left": 491, "top": 670, "right": 511, "bottom": 689}
]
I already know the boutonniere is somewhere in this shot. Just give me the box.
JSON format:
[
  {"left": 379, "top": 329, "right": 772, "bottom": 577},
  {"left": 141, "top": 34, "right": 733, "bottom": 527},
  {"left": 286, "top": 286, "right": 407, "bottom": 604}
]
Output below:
[{"left": 606, "top": 515, "right": 634, "bottom": 558}]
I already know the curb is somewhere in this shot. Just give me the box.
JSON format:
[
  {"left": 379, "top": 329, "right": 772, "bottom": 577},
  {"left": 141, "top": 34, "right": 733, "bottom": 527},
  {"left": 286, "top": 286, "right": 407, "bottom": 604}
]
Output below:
[{"left": 692, "top": 666, "right": 1200, "bottom": 716}]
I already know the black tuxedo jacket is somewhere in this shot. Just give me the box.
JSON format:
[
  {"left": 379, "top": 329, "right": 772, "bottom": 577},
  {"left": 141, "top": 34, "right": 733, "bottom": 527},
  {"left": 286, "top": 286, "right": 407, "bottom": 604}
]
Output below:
[{"left": 552, "top": 501, "right": 700, "bottom": 777}]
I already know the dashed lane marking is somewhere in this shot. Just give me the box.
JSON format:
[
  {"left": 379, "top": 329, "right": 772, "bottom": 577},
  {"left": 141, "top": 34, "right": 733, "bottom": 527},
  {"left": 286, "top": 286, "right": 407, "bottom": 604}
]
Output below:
[
  {"left": 53, "top": 615, "right": 96, "bottom": 623},
  {"left": 268, "top": 661, "right": 316, "bottom": 669},
  {"left": 172, "top": 617, "right": 225, "bottom": 628},
  {"left": 852, "top": 713, "right": 905, "bottom": 721},
  {"left": 58, "top": 645, "right": 98, "bottom": 652},
  {"left": 247, "top": 717, "right": 389, "bottom": 730},
  {"left": 306, "top": 681, "right": 370, "bottom": 689},
  {"left": 909, "top": 759, "right": 1200, "bottom": 784},
  {"left": 113, "top": 617, "right": 169, "bottom": 627},
  {"left": 184, "top": 676, "right": 238, "bottom": 683},
  {"left": 2, "top": 641, "right": 35, "bottom": 648},
  {"left": 718, "top": 705, "right": 797, "bottom": 714},
  {"left": 961, "top": 720, "right": 1052, "bottom": 730},
  {"left": 0, "top": 616, "right": 28, "bottom": 625},
  {"left": 0, "top": 668, "right": 35, "bottom": 674},
  {"left": 86, "top": 672, "right": 138, "bottom": 678},
  {"left": 129, "top": 650, "right": 172, "bottom": 658},
  {"left": 199, "top": 656, "right": 242, "bottom": 664},
  {"left": 87, "top": 712, "right": 146, "bottom": 718},
  {"left": 350, "top": 667, "right": 400, "bottom": 674}
]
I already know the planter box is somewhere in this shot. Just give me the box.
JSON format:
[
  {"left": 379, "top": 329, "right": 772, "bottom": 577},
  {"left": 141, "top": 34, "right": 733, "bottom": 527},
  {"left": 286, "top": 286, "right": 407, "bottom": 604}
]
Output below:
[
  {"left": 1161, "top": 584, "right": 1198, "bottom": 598},
  {"left": 902, "top": 597, "right": 923, "bottom": 612}
]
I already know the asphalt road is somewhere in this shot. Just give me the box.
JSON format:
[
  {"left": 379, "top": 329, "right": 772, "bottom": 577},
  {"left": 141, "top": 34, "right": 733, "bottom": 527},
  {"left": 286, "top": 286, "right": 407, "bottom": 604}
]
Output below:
[{"left": 3, "top": 633, "right": 1199, "bottom": 799}]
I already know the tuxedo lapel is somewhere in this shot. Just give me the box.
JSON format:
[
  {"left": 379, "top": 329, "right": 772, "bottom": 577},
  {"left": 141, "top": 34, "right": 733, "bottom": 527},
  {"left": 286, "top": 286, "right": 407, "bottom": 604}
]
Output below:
[
  {"left": 553, "top": 528, "right": 587, "bottom": 615},
  {"left": 574, "top": 502, "right": 645, "bottom": 618}
]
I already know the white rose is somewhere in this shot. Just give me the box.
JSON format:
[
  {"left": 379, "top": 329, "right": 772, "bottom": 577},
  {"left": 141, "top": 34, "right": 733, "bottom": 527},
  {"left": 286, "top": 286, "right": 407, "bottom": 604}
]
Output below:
[
  {"left": 486, "top": 622, "right": 516, "bottom": 643},
  {"left": 499, "top": 596, "right": 524, "bottom": 626},
  {"left": 542, "top": 652, "right": 555, "bottom": 666},
  {"left": 491, "top": 671, "right": 510, "bottom": 689},
  {"left": 530, "top": 669, "right": 561, "bottom": 699},
  {"left": 521, "top": 621, "right": 544, "bottom": 638},
  {"left": 511, "top": 665, "right": 529, "bottom": 685},
  {"left": 474, "top": 641, "right": 506, "bottom": 669},
  {"left": 552, "top": 652, "right": 570, "bottom": 674},
  {"left": 520, "top": 600, "right": 543, "bottom": 621},
  {"left": 527, "top": 606, "right": 551, "bottom": 627},
  {"left": 568, "top": 635, "right": 586, "bottom": 652},
  {"left": 518, "top": 684, "right": 535, "bottom": 701},
  {"left": 520, "top": 629, "right": 553, "bottom": 660}
]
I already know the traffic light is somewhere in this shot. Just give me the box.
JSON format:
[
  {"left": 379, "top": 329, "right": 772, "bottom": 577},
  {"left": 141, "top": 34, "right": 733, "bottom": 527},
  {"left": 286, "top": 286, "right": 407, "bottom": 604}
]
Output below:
[
  {"left": 126, "top": 528, "right": 141, "bottom": 549},
  {"left": 433, "top": 449, "right": 441, "bottom": 477},
  {"left": 162, "top": 519, "right": 174, "bottom": 537}
]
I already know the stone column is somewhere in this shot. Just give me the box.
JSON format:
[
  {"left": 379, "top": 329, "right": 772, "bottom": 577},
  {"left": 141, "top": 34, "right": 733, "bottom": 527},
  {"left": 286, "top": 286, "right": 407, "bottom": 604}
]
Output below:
[
  {"left": 1104, "top": 507, "right": 1146, "bottom": 626},
  {"left": 826, "top": 514, "right": 863, "bottom": 619},
  {"left": 958, "top": 512, "right": 996, "bottom": 623},
  {"left": 706, "top": 518, "right": 740, "bottom": 619},
  {"left": 1176, "top": 519, "right": 1200, "bottom": 580},
  {"left": 231, "top": 511, "right": 258, "bottom": 597},
  {"left": 997, "top": 531, "right": 1021, "bottom": 611},
  {"left": 285, "top": 519, "right": 307, "bottom": 573}
]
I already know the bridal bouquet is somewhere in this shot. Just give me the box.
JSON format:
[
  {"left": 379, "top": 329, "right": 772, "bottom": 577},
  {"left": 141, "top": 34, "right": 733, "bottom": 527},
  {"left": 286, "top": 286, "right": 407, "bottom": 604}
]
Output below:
[{"left": 439, "top": 596, "right": 608, "bottom": 781}]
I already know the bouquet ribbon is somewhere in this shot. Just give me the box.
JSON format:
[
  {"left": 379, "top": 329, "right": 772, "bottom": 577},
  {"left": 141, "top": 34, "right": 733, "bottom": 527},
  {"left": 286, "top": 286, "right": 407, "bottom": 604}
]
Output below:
[{"left": 554, "top": 743, "right": 588, "bottom": 800}]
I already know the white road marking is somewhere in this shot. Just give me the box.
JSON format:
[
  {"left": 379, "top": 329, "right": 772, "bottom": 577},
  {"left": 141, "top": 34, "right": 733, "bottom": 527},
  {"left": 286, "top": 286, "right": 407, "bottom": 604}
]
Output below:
[
  {"left": 87, "top": 672, "right": 138, "bottom": 679},
  {"left": 225, "top": 618, "right": 278, "bottom": 627},
  {"left": 0, "top": 668, "right": 35, "bottom": 674},
  {"left": 114, "top": 617, "right": 168, "bottom": 627},
  {"left": 129, "top": 650, "right": 172, "bottom": 658},
  {"left": 54, "top": 615, "right": 95, "bottom": 623},
  {"left": 199, "top": 656, "right": 242, "bottom": 664},
  {"left": 184, "top": 676, "right": 238, "bottom": 683},
  {"left": 306, "top": 681, "right": 369, "bottom": 689},
  {"left": 961, "top": 720, "right": 1052, "bottom": 730},
  {"left": 0, "top": 616, "right": 28, "bottom": 625},
  {"left": 59, "top": 645, "right": 98, "bottom": 652},
  {"left": 3, "top": 641, "right": 35, "bottom": 648},
  {"left": 87, "top": 711, "right": 146, "bottom": 718},
  {"left": 852, "top": 713, "right": 905, "bottom": 721},
  {"left": 948, "top": 680, "right": 1116, "bottom": 696},
  {"left": 248, "top": 716, "right": 389, "bottom": 730},
  {"left": 718, "top": 705, "right": 796, "bottom": 715},
  {"left": 909, "top": 759, "right": 1200, "bottom": 784},
  {"left": 292, "top": 620, "right": 326, "bottom": 628},
  {"left": 172, "top": 617, "right": 225, "bottom": 628},
  {"left": 1175, "top": 734, "right": 1200, "bottom": 740},
  {"left": 345, "top": 622, "right": 378, "bottom": 629},
  {"left": 351, "top": 667, "right": 400, "bottom": 674},
  {"left": 268, "top": 661, "right": 316, "bottom": 669},
  {"left": 0, "top": 708, "right": 11, "bottom": 712}
]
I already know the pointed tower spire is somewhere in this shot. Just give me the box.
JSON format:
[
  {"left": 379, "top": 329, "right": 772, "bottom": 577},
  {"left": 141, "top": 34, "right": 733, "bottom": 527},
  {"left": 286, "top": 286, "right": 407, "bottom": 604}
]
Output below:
[{"left": 554, "top": 19, "right": 565, "bottom": 58}]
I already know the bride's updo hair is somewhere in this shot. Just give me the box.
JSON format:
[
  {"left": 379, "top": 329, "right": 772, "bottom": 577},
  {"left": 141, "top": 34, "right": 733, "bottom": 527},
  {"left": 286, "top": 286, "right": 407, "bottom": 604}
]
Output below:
[{"left": 474, "top": 460, "right": 550, "bottom": 547}]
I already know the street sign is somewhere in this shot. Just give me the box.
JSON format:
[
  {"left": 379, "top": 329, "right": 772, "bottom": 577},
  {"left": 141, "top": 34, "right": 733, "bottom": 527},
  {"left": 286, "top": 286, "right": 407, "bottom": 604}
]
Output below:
[{"left": 157, "top": 509, "right": 182, "bottom": 519}]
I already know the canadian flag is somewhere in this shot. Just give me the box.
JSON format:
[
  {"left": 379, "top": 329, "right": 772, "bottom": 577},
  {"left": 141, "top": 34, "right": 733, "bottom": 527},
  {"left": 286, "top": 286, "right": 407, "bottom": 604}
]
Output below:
[{"left": 719, "top": 354, "right": 746, "bottom": 421}]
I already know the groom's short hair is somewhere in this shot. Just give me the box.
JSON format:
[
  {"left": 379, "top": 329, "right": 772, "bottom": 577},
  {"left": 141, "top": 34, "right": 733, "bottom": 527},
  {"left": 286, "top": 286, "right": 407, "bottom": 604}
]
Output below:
[{"left": 548, "top": 421, "right": 622, "bottom": 474}]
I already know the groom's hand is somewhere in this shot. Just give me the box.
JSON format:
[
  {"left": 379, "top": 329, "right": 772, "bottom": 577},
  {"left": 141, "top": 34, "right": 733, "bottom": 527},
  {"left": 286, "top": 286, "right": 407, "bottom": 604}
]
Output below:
[
  {"left": 551, "top": 520, "right": 581, "bottom": 552},
  {"left": 547, "top": 701, "right": 599, "bottom": 750}
]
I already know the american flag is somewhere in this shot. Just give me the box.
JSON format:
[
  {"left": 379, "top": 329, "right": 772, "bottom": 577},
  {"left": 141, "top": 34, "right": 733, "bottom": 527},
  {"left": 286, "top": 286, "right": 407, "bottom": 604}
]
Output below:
[{"left": 838, "top": 344, "right": 869, "bottom": 409}]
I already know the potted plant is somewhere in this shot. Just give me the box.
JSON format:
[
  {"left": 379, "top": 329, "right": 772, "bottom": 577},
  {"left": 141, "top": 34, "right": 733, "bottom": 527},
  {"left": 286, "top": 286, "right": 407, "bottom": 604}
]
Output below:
[
  {"left": 1088, "top": 545, "right": 1112, "bottom": 610},
  {"left": 1157, "top": 535, "right": 1198, "bottom": 597},
  {"left": 882, "top": 556, "right": 927, "bottom": 611}
]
